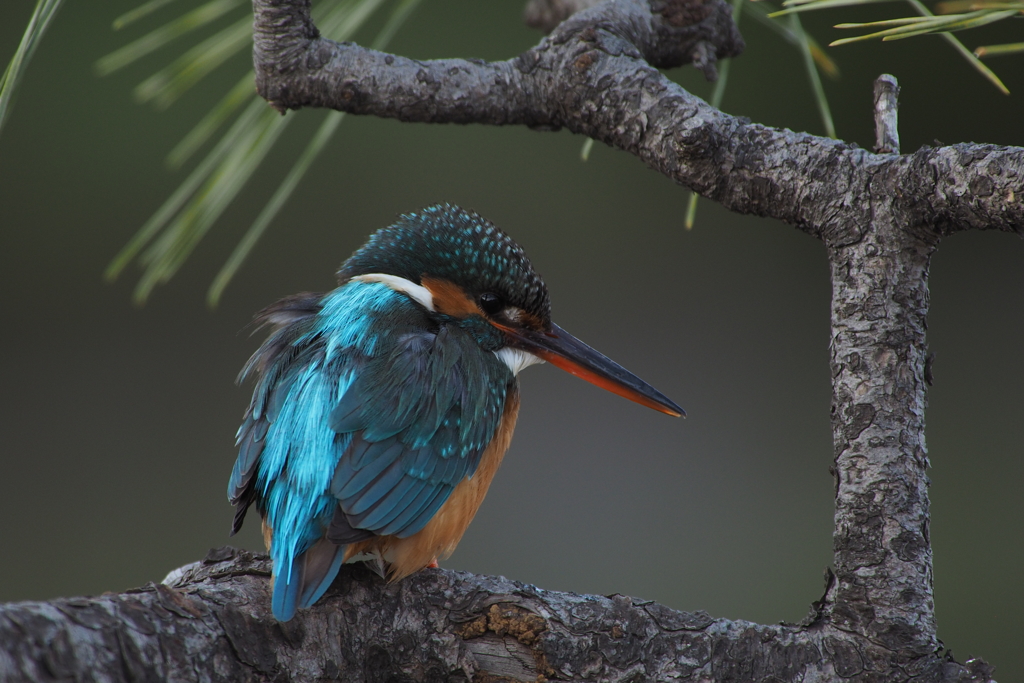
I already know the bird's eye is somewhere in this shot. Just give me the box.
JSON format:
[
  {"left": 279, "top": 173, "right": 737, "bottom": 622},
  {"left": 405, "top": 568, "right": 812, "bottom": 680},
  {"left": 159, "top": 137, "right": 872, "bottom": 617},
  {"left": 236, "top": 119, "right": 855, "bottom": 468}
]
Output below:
[{"left": 478, "top": 292, "right": 503, "bottom": 316}]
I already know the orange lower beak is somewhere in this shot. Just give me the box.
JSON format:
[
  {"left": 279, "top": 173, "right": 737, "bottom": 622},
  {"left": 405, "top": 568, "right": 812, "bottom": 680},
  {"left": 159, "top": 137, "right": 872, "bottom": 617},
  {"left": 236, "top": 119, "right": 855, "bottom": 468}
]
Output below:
[{"left": 500, "top": 322, "right": 684, "bottom": 417}]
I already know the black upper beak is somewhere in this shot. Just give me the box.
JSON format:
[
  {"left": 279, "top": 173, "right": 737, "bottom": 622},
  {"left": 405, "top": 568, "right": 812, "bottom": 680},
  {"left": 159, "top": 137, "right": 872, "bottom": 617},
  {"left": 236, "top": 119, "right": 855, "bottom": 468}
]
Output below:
[{"left": 500, "top": 322, "right": 684, "bottom": 417}]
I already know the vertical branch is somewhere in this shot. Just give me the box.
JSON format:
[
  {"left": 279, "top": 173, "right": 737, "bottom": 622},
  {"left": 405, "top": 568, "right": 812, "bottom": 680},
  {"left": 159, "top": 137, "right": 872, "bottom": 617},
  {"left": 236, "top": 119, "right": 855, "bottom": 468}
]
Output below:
[
  {"left": 827, "top": 234, "right": 936, "bottom": 651},
  {"left": 873, "top": 74, "right": 900, "bottom": 154},
  {"left": 825, "top": 76, "right": 938, "bottom": 653},
  {"left": 253, "top": 0, "right": 319, "bottom": 114}
]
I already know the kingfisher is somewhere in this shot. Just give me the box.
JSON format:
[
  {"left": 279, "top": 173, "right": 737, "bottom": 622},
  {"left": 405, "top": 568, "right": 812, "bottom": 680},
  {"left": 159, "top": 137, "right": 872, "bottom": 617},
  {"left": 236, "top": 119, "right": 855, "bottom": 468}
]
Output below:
[{"left": 227, "top": 204, "right": 683, "bottom": 621}]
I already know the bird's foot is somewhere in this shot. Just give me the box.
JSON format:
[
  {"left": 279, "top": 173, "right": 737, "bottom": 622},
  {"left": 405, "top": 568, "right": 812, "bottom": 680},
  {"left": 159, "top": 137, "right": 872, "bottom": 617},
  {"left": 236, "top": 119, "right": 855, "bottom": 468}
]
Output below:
[{"left": 426, "top": 558, "right": 439, "bottom": 569}]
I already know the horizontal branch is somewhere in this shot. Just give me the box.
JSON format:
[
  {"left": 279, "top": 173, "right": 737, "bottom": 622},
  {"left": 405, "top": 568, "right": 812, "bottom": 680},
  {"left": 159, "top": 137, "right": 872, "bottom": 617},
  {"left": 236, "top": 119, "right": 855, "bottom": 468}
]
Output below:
[
  {"left": 207, "top": 3, "right": 1024, "bottom": 681},
  {"left": 0, "top": 548, "right": 997, "bottom": 682},
  {"left": 252, "top": 0, "right": 1024, "bottom": 242}
]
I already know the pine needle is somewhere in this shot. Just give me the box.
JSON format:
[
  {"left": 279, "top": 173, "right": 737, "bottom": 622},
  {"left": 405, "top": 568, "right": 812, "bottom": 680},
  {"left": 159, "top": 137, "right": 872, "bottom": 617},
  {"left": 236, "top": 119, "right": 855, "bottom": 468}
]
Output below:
[
  {"left": 791, "top": 13, "right": 836, "bottom": 137},
  {"left": 975, "top": 41, "right": 1024, "bottom": 57},
  {"left": 906, "top": 0, "right": 1010, "bottom": 93},
  {"left": 686, "top": 0, "right": 743, "bottom": 230},
  {"left": 166, "top": 73, "right": 253, "bottom": 168},
  {"left": 745, "top": 1, "right": 840, "bottom": 77},
  {"left": 106, "top": 98, "right": 269, "bottom": 281},
  {"left": 97, "top": 0, "right": 246, "bottom": 76},
  {"left": 208, "top": 112, "right": 346, "bottom": 306},
  {"left": 580, "top": 138, "right": 595, "bottom": 161},
  {"left": 205, "top": 0, "right": 421, "bottom": 305},
  {"left": 0, "top": 0, "right": 65, "bottom": 138},
  {"left": 134, "top": 14, "right": 251, "bottom": 108},
  {"left": 772, "top": 0, "right": 896, "bottom": 18},
  {"left": 113, "top": 0, "right": 180, "bottom": 30}
]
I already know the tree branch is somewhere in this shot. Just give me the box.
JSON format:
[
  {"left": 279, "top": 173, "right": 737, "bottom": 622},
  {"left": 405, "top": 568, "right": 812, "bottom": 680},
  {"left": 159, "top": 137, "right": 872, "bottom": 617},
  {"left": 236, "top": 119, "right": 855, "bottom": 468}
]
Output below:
[
  {"left": 5, "top": 2, "right": 1015, "bottom": 680},
  {"left": 0, "top": 548, "right": 999, "bottom": 682},
  {"left": 249, "top": 0, "right": 1022, "bottom": 679},
  {"left": 874, "top": 74, "right": 900, "bottom": 155},
  {"left": 251, "top": 0, "right": 1023, "bottom": 238}
]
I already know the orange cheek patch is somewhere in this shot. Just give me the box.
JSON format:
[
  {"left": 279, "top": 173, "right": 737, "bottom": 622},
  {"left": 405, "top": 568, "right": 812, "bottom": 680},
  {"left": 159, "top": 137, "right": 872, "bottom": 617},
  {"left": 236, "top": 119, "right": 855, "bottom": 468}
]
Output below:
[
  {"left": 421, "top": 276, "right": 483, "bottom": 318},
  {"left": 517, "top": 310, "right": 546, "bottom": 332}
]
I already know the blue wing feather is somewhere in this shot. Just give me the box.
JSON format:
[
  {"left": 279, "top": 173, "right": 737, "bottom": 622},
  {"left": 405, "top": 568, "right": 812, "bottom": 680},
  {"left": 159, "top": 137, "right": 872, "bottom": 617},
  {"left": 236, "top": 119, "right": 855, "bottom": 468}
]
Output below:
[
  {"left": 345, "top": 458, "right": 409, "bottom": 516},
  {"left": 331, "top": 439, "right": 404, "bottom": 498},
  {"left": 228, "top": 280, "right": 514, "bottom": 621},
  {"left": 400, "top": 487, "right": 453, "bottom": 537},
  {"left": 351, "top": 475, "right": 433, "bottom": 530},
  {"left": 328, "top": 323, "right": 512, "bottom": 540},
  {"left": 378, "top": 480, "right": 450, "bottom": 536}
]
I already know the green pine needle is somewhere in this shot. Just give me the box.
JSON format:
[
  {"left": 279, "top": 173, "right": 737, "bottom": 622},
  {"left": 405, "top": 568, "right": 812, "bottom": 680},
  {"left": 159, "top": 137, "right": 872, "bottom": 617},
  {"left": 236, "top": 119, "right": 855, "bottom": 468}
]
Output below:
[
  {"left": 686, "top": 0, "right": 742, "bottom": 230},
  {"left": 208, "top": 111, "right": 346, "bottom": 306},
  {"left": 788, "top": 0, "right": 1013, "bottom": 95},
  {"left": 166, "top": 73, "right": 253, "bottom": 168},
  {"left": 133, "top": 14, "right": 251, "bottom": 108},
  {"left": 975, "top": 41, "right": 1024, "bottom": 57},
  {"left": 685, "top": 191, "right": 699, "bottom": 230},
  {"left": 106, "top": 97, "right": 269, "bottom": 281},
  {"left": 906, "top": 0, "right": 1010, "bottom": 94},
  {"left": 835, "top": 17, "right": 937, "bottom": 28},
  {"left": 580, "top": 138, "right": 595, "bottom": 161},
  {"left": 881, "top": 10, "right": 1017, "bottom": 40},
  {"left": 745, "top": 1, "right": 841, "bottom": 77},
  {"left": 0, "top": 0, "right": 65, "bottom": 139},
  {"left": 113, "top": 0, "right": 181, "bottom": 30},
  {"left": 97, "top": 0, "right": 246, "bottom": 76},
  {"left": 937, "top": 0, "right": 1024, "bottom": 11},
  {"left": 772, "top": 0, "right": 897, "bottom": 18},
  {"left": 107, "top": 0, "right": 424, "bottom": 304},
  {"left": 830, "top": 8, "right": 1016, "bottom": 44},
  {"left": 133, "top": 107, "right": 288, "bottom": 303},
  {"left": 790, "top": 13, "right": 836, "bottom": 138},
  {"left": 206, "top": 0, "right": 423, "bottom": 305},
  {"left": 370, "top": 0, "right": 422, "bottom": 50}
]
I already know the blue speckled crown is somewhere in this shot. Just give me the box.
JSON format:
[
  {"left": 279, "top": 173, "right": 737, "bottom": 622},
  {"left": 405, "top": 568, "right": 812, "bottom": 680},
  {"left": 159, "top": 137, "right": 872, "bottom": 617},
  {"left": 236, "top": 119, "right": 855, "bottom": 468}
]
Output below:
[{"left": 337, "top": 204, "right": 551, "bottom": 322}]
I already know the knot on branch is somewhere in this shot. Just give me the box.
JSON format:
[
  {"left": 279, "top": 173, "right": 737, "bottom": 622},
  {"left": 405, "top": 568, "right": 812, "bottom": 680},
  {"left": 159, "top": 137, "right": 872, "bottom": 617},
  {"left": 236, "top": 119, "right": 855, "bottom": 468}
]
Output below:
[
  {"left": 525, "top": 0, "right": 604, "bottom": 32},
  {"left": 546, "top": 0, "right": 744, "bottom": 77},
  {"left": 650, "top": 0, "right": 745, "bottom": 78},
  {"left": 456, "top": 604, "right": 555, "bottom": 681}
]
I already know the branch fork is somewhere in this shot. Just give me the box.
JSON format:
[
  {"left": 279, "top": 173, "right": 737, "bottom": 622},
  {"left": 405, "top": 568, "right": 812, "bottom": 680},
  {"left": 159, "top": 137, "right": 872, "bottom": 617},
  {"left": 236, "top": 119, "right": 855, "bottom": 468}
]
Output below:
[{"left": 2, "top": 2, "right": 1021, "bottom": 681}]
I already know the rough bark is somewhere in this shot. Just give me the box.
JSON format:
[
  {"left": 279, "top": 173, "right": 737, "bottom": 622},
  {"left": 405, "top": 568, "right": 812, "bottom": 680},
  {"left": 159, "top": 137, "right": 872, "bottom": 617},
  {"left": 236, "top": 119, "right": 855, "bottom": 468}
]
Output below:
[
  {"left": 3, "top": 0, "right": 1022, "bottom": 681},
  {"left": 0, "top": 547, "right": 999, "bottom": 682},
  {"left": 251, "top": 0, "right": 1022, "bottom": 238}
]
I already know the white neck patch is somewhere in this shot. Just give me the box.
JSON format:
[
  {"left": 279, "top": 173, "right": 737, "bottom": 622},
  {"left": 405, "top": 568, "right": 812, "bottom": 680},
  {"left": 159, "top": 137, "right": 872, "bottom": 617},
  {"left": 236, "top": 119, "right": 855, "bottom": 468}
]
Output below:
[
  {"left": 494, "top": 347, "right": 545, "bottom": 376},
  {"left": 352, "top": 273, "right": 435, "bottom": 312}
]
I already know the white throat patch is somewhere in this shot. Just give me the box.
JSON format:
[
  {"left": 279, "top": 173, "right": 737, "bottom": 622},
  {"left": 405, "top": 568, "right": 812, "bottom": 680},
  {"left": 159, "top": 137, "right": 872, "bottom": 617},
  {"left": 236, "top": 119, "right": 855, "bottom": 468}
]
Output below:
[
  {"left": 352, "top": 273, "right": 435, "bottom": 312},
  {"left": 494, "top": 347, "right": 545, "bottom": 376}
]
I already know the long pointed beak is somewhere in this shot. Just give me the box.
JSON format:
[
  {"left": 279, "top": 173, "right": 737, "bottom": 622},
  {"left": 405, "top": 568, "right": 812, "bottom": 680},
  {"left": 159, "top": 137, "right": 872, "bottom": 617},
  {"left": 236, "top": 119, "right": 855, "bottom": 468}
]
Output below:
[{"left": 502, "top": 322, "right": 685, "bottom": 417}]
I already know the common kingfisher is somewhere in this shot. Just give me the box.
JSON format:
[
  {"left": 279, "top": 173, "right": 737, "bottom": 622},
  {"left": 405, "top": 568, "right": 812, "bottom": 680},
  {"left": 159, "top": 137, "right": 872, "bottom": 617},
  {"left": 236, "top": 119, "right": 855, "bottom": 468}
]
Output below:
[{"left": 227, "top": 204, "right": 683, "bottom": 621}]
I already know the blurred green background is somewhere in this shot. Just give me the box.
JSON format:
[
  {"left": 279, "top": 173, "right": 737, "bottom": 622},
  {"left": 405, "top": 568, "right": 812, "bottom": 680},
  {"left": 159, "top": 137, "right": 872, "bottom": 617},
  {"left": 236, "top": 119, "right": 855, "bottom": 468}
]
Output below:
[{"left": 1, "top": 0, "right": 1021, "bottom": 677}]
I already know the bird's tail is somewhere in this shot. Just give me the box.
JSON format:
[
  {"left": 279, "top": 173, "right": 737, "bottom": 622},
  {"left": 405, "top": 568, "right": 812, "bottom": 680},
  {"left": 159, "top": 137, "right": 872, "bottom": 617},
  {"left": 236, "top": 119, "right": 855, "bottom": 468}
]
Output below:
[{"left": 272, "top": 538, "right": 345, "bottom": 621}]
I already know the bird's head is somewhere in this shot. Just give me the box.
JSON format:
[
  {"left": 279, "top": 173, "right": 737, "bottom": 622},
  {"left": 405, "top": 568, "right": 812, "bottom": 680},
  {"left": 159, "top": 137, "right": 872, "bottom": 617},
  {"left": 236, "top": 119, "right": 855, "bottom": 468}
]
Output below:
[{"left": 338, "top": 204, "right": 683, "bottom": 417}]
